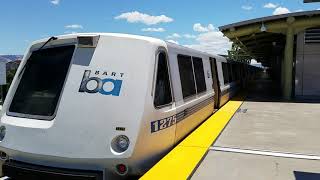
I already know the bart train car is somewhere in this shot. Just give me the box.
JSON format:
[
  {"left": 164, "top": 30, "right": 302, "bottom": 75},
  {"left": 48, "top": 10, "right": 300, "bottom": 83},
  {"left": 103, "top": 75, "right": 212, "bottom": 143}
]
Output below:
[{"left": 0, "top": 33, "right": 255, "bottom": 179}]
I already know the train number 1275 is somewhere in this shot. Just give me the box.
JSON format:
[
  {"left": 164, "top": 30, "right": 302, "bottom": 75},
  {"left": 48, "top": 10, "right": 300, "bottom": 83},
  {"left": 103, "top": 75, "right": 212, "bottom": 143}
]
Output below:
[{"left": 151, "top": 115, "right": 176, "bottom": 133}]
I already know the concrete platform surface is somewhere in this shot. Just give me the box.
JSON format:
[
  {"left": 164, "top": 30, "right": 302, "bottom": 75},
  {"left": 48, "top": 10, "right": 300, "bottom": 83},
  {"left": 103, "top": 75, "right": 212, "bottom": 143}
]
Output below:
[
  {"left": 192, "top": 150, "right": 320, "bottom": 180},
  {"left": 214, "top": 100, "right": 320, "bottom": 156},
  {"left": 191, "top": 93, "right": 320, "bottom": 179}
]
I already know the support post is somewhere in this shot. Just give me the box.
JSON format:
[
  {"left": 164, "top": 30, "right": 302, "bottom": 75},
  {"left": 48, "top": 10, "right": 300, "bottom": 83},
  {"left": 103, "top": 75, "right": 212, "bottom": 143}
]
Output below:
[
  {"left": 281, "top": 56, "right": 284, "bottom": 92},
  {"left": 283, "top": 18, "right": 295, "bottom": 100}
]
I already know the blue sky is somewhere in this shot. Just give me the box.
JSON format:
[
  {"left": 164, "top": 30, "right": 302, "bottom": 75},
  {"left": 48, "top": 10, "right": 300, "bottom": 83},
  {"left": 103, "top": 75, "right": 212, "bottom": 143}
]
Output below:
[{"left": 0, "top": 0, "right": 319, "bottom": 55}]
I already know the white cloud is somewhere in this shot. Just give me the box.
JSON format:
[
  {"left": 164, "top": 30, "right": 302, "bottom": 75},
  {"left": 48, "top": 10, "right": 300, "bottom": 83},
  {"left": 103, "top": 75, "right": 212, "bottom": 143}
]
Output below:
[
  {"left": 167, "top": 40, "right": 179, "bottom": 44},
  {"left": 263, "top": 3, "right": 278, "bottom": 9},
  {"left": 183, "top": 34, "right": 197, "bottom": 39},
  {"left": 114, "top": 11, "right": 173, "bottom": 25},
  {"left": 166, "top": 33, "right": 181, "bottom": 39},
  {"left": 167, "top": 33, "right": 196, "bottom": 39},
  {"left": 141, "top": 28, "right": 165, "bottom": 32},
  {"left": 185, "top": 31, "right": 232, "bottom": 55},
  {"left": 250, "top": 59, "right": 263, "bottom": 67},
  {"left": 242, "top": 5, "right": 253, "bottom": 10},
  {"left": 65, "top": 24, "right": 83, "bottom": 29},
  {"left": 64, "top": 31, "right": 78, "bottom": 34},
  {"left": 50, "top": 0, "right": 60, "bottom": 5},
  {"left": 273, "top": 7, "right": 291, "bottom": 15},
  {"left": 251, "top": 59, "right": 258, "bottom": 64},
  {"left": 40, "top": 35, "right": 49, "bottom": 38},
  {"left": 295, "top": 9, "right": 304, "bottom": 12},
  {"left": 317, "top": 8, "right": 320, "bottom": 10},
  {"left": 193, "top": 23, "right": 215, "bottom": 32}
]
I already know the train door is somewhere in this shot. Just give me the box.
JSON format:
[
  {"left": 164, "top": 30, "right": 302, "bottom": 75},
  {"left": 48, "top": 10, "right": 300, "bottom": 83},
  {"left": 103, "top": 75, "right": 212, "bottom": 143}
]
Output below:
[
  {"left": 151, "top": 49, "right": 176, "bottom": 146},
  {"left": 209, "top": 57, "right": 221, "bottom": 109}
]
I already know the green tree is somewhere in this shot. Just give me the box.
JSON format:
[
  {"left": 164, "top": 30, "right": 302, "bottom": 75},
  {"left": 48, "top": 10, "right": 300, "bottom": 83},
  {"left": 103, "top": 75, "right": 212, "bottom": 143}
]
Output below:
[{"left": 6, "top": 68, "right": 18, "bottom": 91}]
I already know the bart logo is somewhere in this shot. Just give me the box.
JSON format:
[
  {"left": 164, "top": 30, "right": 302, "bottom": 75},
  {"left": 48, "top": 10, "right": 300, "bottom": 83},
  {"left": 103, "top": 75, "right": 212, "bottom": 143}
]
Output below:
[{"left": 79, "top": 70, "right": 123, "bottom": 96}]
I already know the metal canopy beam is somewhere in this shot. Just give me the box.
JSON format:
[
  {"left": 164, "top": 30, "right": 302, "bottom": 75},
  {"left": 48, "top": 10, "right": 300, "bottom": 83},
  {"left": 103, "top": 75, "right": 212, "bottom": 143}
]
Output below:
[
  {"left": 221, "top": 16, "right": 320, "bottom": 39},
  {"left": 220, "top": 12, "right": 320, "bottom": 99},
  {"left": 235, "top": 32, "right": 271, "bottom": 42},
  {"left": 304, "top": 0, "right": 320, "bottom": 3},
  {"left": 244, "top": 38, "right": 284, "bottom": 46}
]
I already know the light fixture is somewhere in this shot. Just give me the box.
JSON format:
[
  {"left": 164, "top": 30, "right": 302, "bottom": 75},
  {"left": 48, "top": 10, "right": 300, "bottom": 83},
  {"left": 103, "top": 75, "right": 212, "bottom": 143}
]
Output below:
[
  {"left": 0, "top": 151, "right": 8, "bottom": 161},
  {"left": 260, "top": 23, "right": 267, "bottom": 32},
  {"left": 111, "top": 135, "right": 130, "bottom": 153},
  {"left": 77, "top": 36, "right": 100, "bottom": 48}
]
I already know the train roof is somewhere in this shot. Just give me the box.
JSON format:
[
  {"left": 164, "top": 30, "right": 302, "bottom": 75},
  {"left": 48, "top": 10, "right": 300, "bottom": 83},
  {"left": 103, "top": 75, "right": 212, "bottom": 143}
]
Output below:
[
  {"left": 32, "top": 33, "right": 226, "bottom": 59},
  {"left": 165, "top": 41, "right": 225, "bottom": 60},
  {"left": 32, "top": 33, "right": 164, "bottom": 46}
]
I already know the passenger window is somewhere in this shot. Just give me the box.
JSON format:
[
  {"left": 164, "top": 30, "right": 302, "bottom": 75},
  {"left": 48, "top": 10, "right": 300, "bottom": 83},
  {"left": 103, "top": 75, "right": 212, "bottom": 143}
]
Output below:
[
  {"left": 177, "top": 55, "right": 196, "bottom": 99},
  {"left": 154, "top": 51, "right": 172, "bottom": 107},
  {"left": 222, "top": 63, "right": 229, "bottom": 84},
  {"left": 192, "top": 57, "right": 206, "bottom": 93}
]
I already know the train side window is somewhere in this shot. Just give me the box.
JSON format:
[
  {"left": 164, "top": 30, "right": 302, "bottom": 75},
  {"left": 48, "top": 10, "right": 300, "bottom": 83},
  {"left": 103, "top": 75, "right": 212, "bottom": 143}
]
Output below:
[
  {"left": 222, "top": 63, "right": 229, "bottom": 84},
  {"left": 177, "top": 54, "right": 196, "bottom": 99},
  {"left": 154, "top": 51, "right": 172, "bottom": 107},
  {"left": 192, "top": 57, "right": 206, "bottom": 93}
]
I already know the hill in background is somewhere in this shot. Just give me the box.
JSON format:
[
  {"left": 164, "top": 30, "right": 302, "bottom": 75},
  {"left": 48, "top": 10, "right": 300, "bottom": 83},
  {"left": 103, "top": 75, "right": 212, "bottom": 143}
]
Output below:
[{"left": 0, "top": 55, "right": 23, "bottom": 62}]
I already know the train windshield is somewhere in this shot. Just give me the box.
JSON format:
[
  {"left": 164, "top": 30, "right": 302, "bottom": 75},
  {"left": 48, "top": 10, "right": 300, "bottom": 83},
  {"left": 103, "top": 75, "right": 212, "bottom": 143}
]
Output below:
[{"left": 8, "top": 45, "right": 75, "bottom": 119}]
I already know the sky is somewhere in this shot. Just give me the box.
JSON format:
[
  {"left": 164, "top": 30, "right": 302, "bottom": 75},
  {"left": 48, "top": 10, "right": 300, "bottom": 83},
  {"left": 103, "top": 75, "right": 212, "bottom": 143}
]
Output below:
[{"left": 0, "top": 0, "right": 319, "bottom": 55}]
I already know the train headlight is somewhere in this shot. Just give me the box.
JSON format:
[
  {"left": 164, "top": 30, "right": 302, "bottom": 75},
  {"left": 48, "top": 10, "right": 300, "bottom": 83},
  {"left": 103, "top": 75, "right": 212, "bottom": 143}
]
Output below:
[
  {"left": 0, "top": 126, "right": 6, "bottom": 141},
  {"left": 111, "top": 135, "right": 130, "bottom": 153}
]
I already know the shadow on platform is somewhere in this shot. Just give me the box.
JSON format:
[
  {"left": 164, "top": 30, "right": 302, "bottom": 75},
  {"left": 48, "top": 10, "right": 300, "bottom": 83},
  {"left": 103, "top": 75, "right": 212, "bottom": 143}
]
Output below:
[{"left": 244, "top": 70, "right": 320, "bottom": 104}]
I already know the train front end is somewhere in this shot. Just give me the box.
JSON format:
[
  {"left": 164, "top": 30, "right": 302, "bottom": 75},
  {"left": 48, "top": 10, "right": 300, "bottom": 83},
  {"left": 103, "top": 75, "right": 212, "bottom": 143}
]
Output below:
[{"left": 0, "top": 33, "right": 158, "bottom": 179}]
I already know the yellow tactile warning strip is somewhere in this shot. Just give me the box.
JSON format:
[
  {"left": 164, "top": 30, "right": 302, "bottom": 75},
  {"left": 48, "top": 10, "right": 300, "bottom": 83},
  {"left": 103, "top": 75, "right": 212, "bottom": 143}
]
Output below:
[{"left": 140, "top": 93, "right": 246, "bottom": 180}]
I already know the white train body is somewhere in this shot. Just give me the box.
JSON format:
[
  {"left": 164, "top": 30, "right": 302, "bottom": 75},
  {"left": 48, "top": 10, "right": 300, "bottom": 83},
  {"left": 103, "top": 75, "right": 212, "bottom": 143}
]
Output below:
[{"left": 0, "top": 33, "right": 249, "bottom": 179}]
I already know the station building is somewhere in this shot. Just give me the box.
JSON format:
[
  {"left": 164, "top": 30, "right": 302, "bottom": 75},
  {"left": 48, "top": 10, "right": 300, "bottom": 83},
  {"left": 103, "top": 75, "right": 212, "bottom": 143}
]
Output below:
[{"left": 219, "top": 10, "right": 320, "bottom": 99}]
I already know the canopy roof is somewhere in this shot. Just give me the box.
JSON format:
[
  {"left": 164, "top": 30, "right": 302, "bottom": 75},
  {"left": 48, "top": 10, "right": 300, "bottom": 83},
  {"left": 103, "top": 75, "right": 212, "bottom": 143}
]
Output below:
[{"left": 219, "top": 10, "right": 320, "bottom": 67}]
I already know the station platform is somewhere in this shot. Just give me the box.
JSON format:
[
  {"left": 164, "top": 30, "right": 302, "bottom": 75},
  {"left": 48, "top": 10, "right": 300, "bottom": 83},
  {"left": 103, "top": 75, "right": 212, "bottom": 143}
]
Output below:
[
  {"left": 192, "top": 80, "right": 320, "bottom": 180},
  {"left": 142, "top": 73, "right": 320, "bottom": 180}
]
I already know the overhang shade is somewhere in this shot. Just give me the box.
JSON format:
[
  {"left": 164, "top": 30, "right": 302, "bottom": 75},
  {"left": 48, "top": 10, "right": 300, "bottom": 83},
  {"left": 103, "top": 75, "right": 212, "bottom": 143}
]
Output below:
[
  {"left": 219, "top": 10, "right": 320, "bottom": 67},
  {"left": 304, "top": 0, "right": 320, "bottom": 3}
]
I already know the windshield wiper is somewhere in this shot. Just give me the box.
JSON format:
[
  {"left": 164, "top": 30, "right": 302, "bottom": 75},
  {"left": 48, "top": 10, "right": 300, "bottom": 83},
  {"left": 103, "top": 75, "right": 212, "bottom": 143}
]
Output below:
[
  {"left": 38, "top": 36, "right": 58, "bottom": 51},
  {"left": 18, "top": 36, "right": 58, "bottom": 78}
]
